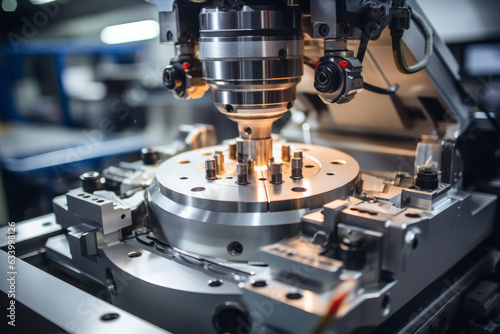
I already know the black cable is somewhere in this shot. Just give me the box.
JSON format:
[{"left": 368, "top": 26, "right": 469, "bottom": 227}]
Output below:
[
  {"left": 356, "top": 33, "right": 370, "bottom": 63},
  {"left": 391, "top": 7, "right": 433, "bottom": 74},
  {"left": 303, "top": 56, "right": 317, "bottom": 69},
  {"left": 364, "top": 82, "right": 399, "bottom": 95}
]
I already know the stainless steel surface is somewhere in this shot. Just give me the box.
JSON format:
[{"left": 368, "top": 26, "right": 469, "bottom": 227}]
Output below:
[
  {"left": 0, "top": 250, "right": 170, "bottom": 334},
  {"left": 149, "top": 143, "right": 359, "bottom": 260}
]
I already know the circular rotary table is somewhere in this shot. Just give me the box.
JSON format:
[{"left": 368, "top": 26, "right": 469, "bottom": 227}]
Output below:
[{"left": 148, "top": 143, "right": 359, "bottom": 261}]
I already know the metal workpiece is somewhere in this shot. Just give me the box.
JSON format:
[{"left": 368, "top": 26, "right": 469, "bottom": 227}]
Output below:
[
  {"left": 401, "top": 184, "right": 451, "bottom": 210},
  {"left": 154, "top": 143, "right": 359, "bottom": 213},
  {"left": 150, "top": 143, "right": 359, "bottom": 260},
  {"left": 260, "top": 237, "right": 344, "bottom": 292},
  {"left": 65, "top": 190, "right": 132, "bottom": 235}
]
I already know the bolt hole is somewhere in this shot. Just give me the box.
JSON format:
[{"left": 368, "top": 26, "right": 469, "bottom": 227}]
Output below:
[
  {"left": 105, "top": 268, "right": 117, "bottom": 296},
  {"left": 330, "top": 160, "right": 346, "bottom": 165},
  {"left": 177, "top": 160, "right": 191, "bottom": 164},
  {"left": 208, "top": 279, "right": 223, "bottom": 287},
  {"left": 100, "top": 313, "right": 119, "bottom": 322},
  {"left": 42, "top": 222, "right": 52, "bottom": 226},
  {"left": 327, "top": 172, "right": 336, "bottom": 176},
  {"left": 259, "top": 178, "right": 267, "bottom": 181},
  {"left": 412, "top": 238, "right": 419, "bottom": 250},
  {"left": 304, "top": 165, "right": 314, "bottom": 168},
  {"left": 278, "top": 48, "right": 287, "bottom": 60},
  {"left": 286, "top": 292, "right": 303, "bottom": 300},
  {"left": 225, "top": 104, "right": 234, "bottom": 113},
  {"left": 83, "top": 195, "right": 90, "bottom": 198},
  {"left": 226, "top": 177, "right": 233, "bottom": 179},
  {"left": 405, "top": 212, "right": 421, "bottom": 218},
  {"left": 128, "top": 251, "right": 142, "bottom": 258},
  {"left": 244, "top": 127, "right": 252, "bottom": 135},
  {"left": 201, "top": 152, "right": 213, "bottom": 156},
  {"left": 77, "top": 193, "right": 84, "bottom": 197},
  {"left": 180, "top": 177, "right": 188, "bottom": 180},
  {"left": 97, "top": 200, "right": 104, "bottom": 203},
  {"left": 252, "top": 280, "right": 268, "bottom": 288},
  {"left": 291, "top": 187, "right": 307, "bottom": 192},
  {"left": 121, "top": 214, "right": 126, "bottom": 219},
  {"left": 381, "top": 295, "right": 390, "bottom": 317},
  {"left": 227, "top": 241, "right": 244, "bottom": 256},
  {"left": 191, "top": 187, "right": 206, "bottom": 192}
]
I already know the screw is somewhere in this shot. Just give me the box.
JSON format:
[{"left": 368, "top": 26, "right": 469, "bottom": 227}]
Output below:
[
  {"left": 319, "top": 24, "right": 330, "bottom": 37},
  {"left": 166, "top": 30, "right": 174, "bottom": 41},
  {"left": 278, "top": 48, "right": 287, "bottom": 60}
]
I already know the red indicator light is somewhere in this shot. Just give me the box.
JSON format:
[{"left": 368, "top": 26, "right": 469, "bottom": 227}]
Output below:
[
  {"left": 182, "top": 62, "right": 191, "bottom": 70},
  {"left": 338, "top": 60, "right": 348, "bottom": 69}
]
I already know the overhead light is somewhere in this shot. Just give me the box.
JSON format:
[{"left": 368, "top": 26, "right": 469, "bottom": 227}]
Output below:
[
  {"left": 30, "top": 0, "right": 58, "bottom": 4},
  {"left": 2, "top": 0, "right": 17, "bottom": 12},
  {"left": 100, "top": 20, "right": 159, "bottom": 45}
]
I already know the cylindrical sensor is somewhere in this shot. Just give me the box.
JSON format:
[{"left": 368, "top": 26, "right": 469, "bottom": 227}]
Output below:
[
  {"left": 205, "top": 159, "right": 217, "bottom": 180},
  {"left": 214, "top": 153, "right": 224, "bottom": 174},
  {"left": 271, "top": 163, "right": 283, "bottom": 184},
  {"left": 237, "top": 163, "right": 250, "bottom": 185},
  {"left": 229, "top": 142, "right": 237, "bottom": 160},
  {"left": 291, "top": 157, "right": 303, "bottom": 180},
  {"left": 282, "top": 144, "right": 291, "bottom": 162},
  {"left": 248, "top": 159, "right": 255, "bottom": 176}
]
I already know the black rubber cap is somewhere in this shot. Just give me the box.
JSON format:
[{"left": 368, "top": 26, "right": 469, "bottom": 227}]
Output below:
[
  {"left": 141, "top": 148, "right": 160, "bottom": 166},
  {"left": 415, "top": 169, "right": 439, "bottom": 190}
]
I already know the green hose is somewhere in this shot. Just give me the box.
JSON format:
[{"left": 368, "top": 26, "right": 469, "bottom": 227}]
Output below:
[{"left": 392, "top": 8, "right": 433, "bottom": 74}]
